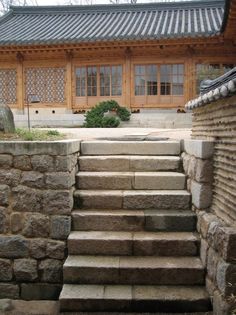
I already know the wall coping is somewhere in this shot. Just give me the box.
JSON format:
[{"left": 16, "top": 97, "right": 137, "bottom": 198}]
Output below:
[{"left": 0, "top": 139, "right": 81, "bottom": 155}]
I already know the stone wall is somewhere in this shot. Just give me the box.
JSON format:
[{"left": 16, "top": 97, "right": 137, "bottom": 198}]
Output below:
[
  {"left": 182, "top": 139, "right": 236, "bottom": 315},
  {"left": 0, "top": 140, "right": 80, "bottom": 300},
  {"left": 191, "top": 94, "right": 236, "bottom": 225}
]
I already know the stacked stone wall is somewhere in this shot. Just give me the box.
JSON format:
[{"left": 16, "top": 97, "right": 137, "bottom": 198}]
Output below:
[
  {"left": 191, "top": 94, "right": 236, "bottom": 225},
  {"left": 182, "top": 140, "right": 236, "bottom": 315},
  {"left": 0, "top": 140, "right": 80, "bottom": 300}
]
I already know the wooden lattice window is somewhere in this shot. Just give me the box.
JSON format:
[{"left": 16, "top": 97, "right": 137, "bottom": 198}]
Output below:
[
  {"left": 25, "top": 67, "right": 66, "bottom": 103},
  {"left": 0, "top": 69, "right": 17, "bottom": 104}
]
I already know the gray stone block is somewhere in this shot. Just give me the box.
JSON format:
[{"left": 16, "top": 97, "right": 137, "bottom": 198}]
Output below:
[
  {"left": 30, "top": 238, "right": 47, "bottom": 259},
  {"left": 0, "top": 283, "right": 19, "bottom": 299},
  {"left": 14, "top": 258, "right": 38, "bottom": 281},
  {"left": 0, "top": 259, "right": 12, "bottom": 281},
  {"left": 10, "top": 212, "right": 24, "bottom": 233},
  {"left": 195, "top": 158, "right": 213, "bottom": 183},
  {"left": 216, "top": 260, "right": 236, "bottom": 297},
  {"left": 0, "top": 207, "right": 8, "bottom": 234},
  {"left": 22, "top": 213, "right": 50, "bottom": 238},
  {"left": 206, "top": 247, "right": 218, "bottom": 282},
  {"left": 21, "top": 283, "right": 62, "bottom": 300},
  {"left": 191, "top": 181, "right": 212, "bottom": 209},
  {"left": 20, "top": 171, "right": 44, "bottom": 188},
  {"left": 50, "top": 215, "right": 71, "bottom": 240},
  {"left": 0, "top": 184, "right": 10, "bottom": 206},
  {"left": 39, "top": 259, "right": 63, "bottom": 283},
  {"left": 31, "top": 155, "right": 54, "bottom": 172},
  {"left": 13, "top": 155, "right": 31, "bottom": 170},
  {"left": 0, "top": 154, "right": 13, "bottom": 169},
  {"left": 45, "top": 171, "right": 75, "bottom": 189},
  {"left": 0, "top": 168, "right": 21, "bottom": 187},
  {"left": 46, "top": 240, "right": 65, "bottom": 259},
  {"left": 183, "top": 140, "right": 214, "bottom": 159},
  {"left": 12, "top": 185, "right": 42, "bottom": 212},
  {"left": 0, "top": 140, "right": 80, "bottom": 156},
  {"left": 42, "top": 189, "right": 73, "bottom": 215},
  {"left": 55, "top": 154, "right": 78, "bottom": 172},
  {"left": 0, "top": 235, "right": 29, "bottom": 258}
]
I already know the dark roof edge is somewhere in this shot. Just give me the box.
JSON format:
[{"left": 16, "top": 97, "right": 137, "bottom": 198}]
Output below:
[
  {"left": 220, "top": 0, "right": 230, "bottom": 32},
  {"left": 9, "top": 0, "right": 225, "bottom": 14}
]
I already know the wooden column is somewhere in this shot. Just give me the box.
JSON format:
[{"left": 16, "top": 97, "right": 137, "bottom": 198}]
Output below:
[
  {"left": 66, "top": 51, "right": 73, "bottom": 111},
  {"left": 185, "top": 47, "right": 196, "bottom": 103},
  {"left": 16, "top": 52, "right": 24, "bottom": 112},
  {"left": 124, "top": 48, "right": 131, "bottom": 108}
]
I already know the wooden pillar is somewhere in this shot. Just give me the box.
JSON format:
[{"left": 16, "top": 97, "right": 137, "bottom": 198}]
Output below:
[
  {"left": 185, "top": 47, "right": 196, "bottom": 103},
  {"left": 66, "top": 51, "right": 73, "bottom": 111},
  {"left": 16, "top": 52, "right": 24, "bottom": 112},
  {"left": 124, "top": 48, "right": 131, "bottom": 108}
]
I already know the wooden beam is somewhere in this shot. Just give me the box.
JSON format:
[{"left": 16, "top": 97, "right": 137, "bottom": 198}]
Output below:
[
  {"left": 16, "top": 52, "right": 24, "bottom": 112},
  {"left": 124, "top": 48, "right": 131, "bottom": 108},
  {"left": 66, "top": 51, "right": 73, "bottom": 111}
]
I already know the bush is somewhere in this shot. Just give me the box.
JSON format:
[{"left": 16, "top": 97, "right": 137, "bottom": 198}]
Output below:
[{"left": 84, "top": 100, "right": 131, "bottom": 128}]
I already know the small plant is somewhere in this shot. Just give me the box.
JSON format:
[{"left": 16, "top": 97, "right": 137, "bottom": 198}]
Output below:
[
  {"left": 15, "top": 128, "right": 65, "bottom": 141},
  {"left": 83, "top": 100, "right": 131, "bottom": 128}
]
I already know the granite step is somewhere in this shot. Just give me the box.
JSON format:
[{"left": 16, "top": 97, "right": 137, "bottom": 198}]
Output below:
[
  {"left": 74, "top": 190, "right": 190, "bottom": 210},
  {"left": 63, "top": 256, "right": 205, "bottom": 285},
  {"left": 79, "top": 155, "right": 181, "bottom": 172},
  {"left": 68, "top": 231, "right": 199, "bottom": 256},
  {"left": 76, "top": 171, "right": 186, "bottom": 190},
  {"left": 72, "top": 209, "right": 196, "bottom": 232},
  {"left": 60, "top": 284, "right": 212, "bottom": 312},
  {"left": 80, "top": 141, "right": 180, "bottom": 156}
]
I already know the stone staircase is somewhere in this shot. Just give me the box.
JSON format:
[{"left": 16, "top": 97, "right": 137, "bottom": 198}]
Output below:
[{"left": 59, "top": 141, "right": 212, "bottom": 313}]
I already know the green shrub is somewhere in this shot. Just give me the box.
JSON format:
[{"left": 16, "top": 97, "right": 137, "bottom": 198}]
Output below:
[{"left": 84, "top": 100, "right": 131, "bottom": 128}]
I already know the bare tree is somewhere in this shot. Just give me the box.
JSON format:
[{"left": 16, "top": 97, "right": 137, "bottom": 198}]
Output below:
[{"left": 0, "top": 0, "right": 38, "bottom": 15}]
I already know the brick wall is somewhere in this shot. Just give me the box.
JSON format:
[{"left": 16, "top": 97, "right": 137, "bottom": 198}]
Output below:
[{"left": 0, "top": 140, "right": 80, "bottom": 300}]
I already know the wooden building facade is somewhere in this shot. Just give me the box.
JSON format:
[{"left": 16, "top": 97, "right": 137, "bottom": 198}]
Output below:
[{"left": 0, "top": 0, "right": 235, "bottom": 113}]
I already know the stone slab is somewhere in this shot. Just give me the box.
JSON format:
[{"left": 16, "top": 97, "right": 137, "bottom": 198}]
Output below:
[
  {"left": 191, "top": 181, "right": 212, "bottom": 209},
  {"left": 81, "top": 141, "right": 180, "bottom": 156},
  {"left": 183, "top": 140, "right": 214, "bottom": 159},
  {"left": 0, "top": 140, "right": 80, "bottom": 156}
]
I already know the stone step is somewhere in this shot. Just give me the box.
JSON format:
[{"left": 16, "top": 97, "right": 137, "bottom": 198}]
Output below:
[
  {"left": 68, "top": 231, "right": 199, "bottom": 256},
  {"left": 74, "top": 190, "right": 190, "bottom": 210},
  {"left": 60, "top": 284, "right": 211, "bottom": 312},
  {"left": 72, "top": 209, "right": 196, "bottom": 232},
  {"left": 81, "top": 141, "right": 180, "bottom": 156},
  {"left": 79, "top": 155, "right": 181, "bottom": 172},
  {"left": 63, "top": 256, "right": 204, "bottom": 285},
  {"left": 76, "top": 171, "right": 186, "bottom": 190}
]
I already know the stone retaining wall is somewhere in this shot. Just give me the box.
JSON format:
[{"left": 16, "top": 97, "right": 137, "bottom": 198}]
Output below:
[
  {"left": 182, "top": 139, "right": 236, "bottom": 315},
  {"left": 0, "top": 140, "right": 80, "bottom": 300}
]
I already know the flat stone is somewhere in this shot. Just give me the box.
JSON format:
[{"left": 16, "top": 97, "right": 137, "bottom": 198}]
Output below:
[
  {"left": 130, "top": 156, "right": 180, "bottom": 171},
  {"left": 144, "top": 210, "right": 196, "bottom": 232},
  {"left": 22, "top": 213, "right": 50, "bottom": 238},
  {"left": 55, "top": 154, "right": 77, "bottom": 172},
  {"left": 50, "top": 215, "right": 71, "bottom": 240},
  {"left": 216, "top": 260, "right": 236, "bottom": 297},
  {"left": 0, "top": 259, "right": 12, "bottom": 281},
  {"left": 77, "top": 172, "right": 133, "bottom": 190},
  {"left": 31, "top": 155, "right": 54, "bottom": 172},
  {"left": 75, "top": 190, "right": 123, "bottom": 209},
  {"left": 200, "top": 238, "right": 209, "bottom": 267},
  {"left": 21, "top": 283, "right": 62, "bottom": 300},
  {"left": 123, "top": 190, "right": 190, "bottom": 210},
  {"left": 10, "top": 212, "right": 24, "bottom": 233},
  {"left": 191, "top": 181, "right": 212, "bottom": 209},
  {"left": 79, "top": 156, "right": 130, "bottom": 171},
  {"left": 0, "top": 206, "right": 8, "bottom": 233},
  {"left": 0, "top": 235, "right": 29, "bottom": 258},
  {"left": 183, "top": 140, "right": 214, "bottom": 159},
  {"left": 0, "top": 299, "right": 13, "bottom": 311},
  {"left": 81, "top": 141, "right": 180, "bottom": 156},
  {"left": 0, "top": 140, "right": 80, "bottom": 156},
  {"left": 134, "top": 172, "right": 185, "bottom": 190},
  {"left": 47, "top": 240, "right": 66, "bottom": 259},
  {"left": 30, "top": 238, "right": 47, "bottom": 259},
  {"left": 0, "top": 283, "right": 19, "bottom": 299},
  {"left": 206, "top": 247, "right": 219, "bottom": 282},
  {"left": 12, "top": 185, "right": 42, "bottom": 212},
  {"left": 0, "top": 168, "right": 21, "bottom": 187},
  {"left": 14, "top": 258, "right": 38, "bottom": 281},
  {"left": 68, "top": 231, "right": 132, "bottom": 256},
  {"left": 195, "top": 158, "right": 213, "bottom": 183},
  {"left": 72, "top": 210, "right": 144, "bottom": 231}
]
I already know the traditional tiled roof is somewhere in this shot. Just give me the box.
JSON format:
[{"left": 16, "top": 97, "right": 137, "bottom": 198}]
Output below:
[
  {"left": 0, "top": 0, "right": 224, "bottom": 46},
  {"left": 185, "top": 67, "right": 236, "bottom": 109}
]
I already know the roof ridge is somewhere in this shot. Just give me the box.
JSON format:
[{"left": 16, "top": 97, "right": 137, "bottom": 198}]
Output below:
[{"left": 10, "top": 0, "right": 225, "bottom": 15}]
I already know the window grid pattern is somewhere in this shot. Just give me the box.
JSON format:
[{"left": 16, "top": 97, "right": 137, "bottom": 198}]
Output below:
[
  {"left": 25, "top": 67, "right": 66, "bottom": 103},
  {"left": 135, "top": 64, "right": 184, "bottom": 96},
  {"left": 0, "top": 69, "right": 17, "bottom": 104},
  {"left": 75, "top": 65, "right": 122, "bottom": 97}
]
